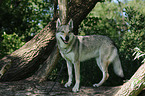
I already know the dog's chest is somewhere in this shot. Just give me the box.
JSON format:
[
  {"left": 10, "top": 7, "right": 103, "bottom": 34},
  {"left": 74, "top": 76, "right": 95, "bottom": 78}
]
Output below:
[{"left": 60, "top": 51, "right": 77, "bottom": 63}]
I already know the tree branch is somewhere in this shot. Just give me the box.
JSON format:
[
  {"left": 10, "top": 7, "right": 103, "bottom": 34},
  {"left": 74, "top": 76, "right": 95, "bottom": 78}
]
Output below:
[{"left": 115, "top": 63, "right": 145, "bottom": 96}]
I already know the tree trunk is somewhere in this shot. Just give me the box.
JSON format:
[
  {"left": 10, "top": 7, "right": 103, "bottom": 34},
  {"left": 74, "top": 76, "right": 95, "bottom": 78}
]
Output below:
[
  {"left": 58, "top": 0, "right": 68, "bottom": 24},
  {"left": 34, "top": 0, "right": 69, "bottom": 82},
  {"left": 0, "top": 20, "right": 57, "bottom": 81},
  {"left": 115, "top": 63, "right": 145, "bottom": 96},
  {"left": 0, "top": 0, "right": 101, "bottom": 82}
]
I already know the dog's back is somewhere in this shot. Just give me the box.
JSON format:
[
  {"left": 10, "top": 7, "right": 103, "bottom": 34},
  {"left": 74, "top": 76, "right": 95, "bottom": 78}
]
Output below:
[{"left": 77, "top": 35, "right": 115, "bottom": 61}]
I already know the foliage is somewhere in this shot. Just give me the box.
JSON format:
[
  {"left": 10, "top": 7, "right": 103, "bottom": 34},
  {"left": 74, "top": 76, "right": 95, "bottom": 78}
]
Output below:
[
  {"left": 133, "top": 47, "right": 145, "bottom": 64},
  {"left": 0, "top": 32, "right": 25, "bottom": 58},
  {"left": 0, "top": 0, "right": 53, "bottom": 36},
  {"left": 0, "top": 0, "right": 53, "bottom": 58}
]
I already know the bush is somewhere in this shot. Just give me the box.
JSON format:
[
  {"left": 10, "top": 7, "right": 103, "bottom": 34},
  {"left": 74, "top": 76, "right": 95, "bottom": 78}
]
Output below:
[{"left": 0, "top": 32, "right": 25, "bottom": 58}]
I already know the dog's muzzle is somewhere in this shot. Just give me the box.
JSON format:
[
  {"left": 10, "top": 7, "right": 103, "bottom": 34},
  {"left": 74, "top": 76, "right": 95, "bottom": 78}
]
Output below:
[{"left": 61, "top": 35, "right": 69, "bottom": 44}]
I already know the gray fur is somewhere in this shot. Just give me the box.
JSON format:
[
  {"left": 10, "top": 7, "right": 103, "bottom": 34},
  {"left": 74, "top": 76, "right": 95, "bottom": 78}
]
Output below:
[{"left": 56, "top": 18, "right": 124, "bottom": 92}]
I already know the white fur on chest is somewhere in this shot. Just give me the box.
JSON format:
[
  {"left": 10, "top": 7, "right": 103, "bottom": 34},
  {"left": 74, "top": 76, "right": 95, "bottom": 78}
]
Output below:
[{"left": 60, "top": 51, "right": 75, "bottom": 63}]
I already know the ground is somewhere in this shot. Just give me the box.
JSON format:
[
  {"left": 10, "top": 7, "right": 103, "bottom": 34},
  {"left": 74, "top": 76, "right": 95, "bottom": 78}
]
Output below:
[{"left": 0, "top": 80, "right": 145, "bottom": 96}]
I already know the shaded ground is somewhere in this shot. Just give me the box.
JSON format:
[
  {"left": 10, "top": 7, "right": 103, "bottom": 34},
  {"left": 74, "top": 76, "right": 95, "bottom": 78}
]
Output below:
[{"left": 0, "top": 80, "right": 145, "bottom": 96}]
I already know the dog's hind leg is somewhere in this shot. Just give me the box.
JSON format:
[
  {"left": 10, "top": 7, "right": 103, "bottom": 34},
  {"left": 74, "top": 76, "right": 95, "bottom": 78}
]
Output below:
[
  {"left": 65, "top": 60, "right": 73, "bottom": 88},
  {"left": 93, "top": 57, "right": 109, "bottom": 87}
]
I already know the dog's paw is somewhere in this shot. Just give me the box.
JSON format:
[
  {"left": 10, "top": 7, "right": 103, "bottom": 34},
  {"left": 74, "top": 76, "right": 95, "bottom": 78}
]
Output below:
[
  {"left": 72, "top": 83, "right": 79, "bottom": 92},
  {"left": 65, "top": 81, "right": 72, "bottom": 87}
]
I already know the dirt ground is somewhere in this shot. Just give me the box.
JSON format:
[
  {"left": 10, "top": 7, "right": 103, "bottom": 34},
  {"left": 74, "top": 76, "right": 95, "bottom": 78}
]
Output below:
[{"left": 0, "top": 80, "right": 144, "bottom": 96}]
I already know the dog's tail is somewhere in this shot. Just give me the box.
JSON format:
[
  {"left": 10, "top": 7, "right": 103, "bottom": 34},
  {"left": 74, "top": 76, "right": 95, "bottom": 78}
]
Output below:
[
  {"left": 109, "top": 48, "right": 124, "bottom": 77},
  {"left": 112, "top": 54, "right": 124, "bottom": 77}
]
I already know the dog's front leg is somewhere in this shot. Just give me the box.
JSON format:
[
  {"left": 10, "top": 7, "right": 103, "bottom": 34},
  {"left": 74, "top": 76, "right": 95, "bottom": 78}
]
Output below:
[
  {"left": 73, "top": 61, "right": 80, "bottom": 92},
  {"left": 65, "top": 60, "right": 73, "bottom": 87}
]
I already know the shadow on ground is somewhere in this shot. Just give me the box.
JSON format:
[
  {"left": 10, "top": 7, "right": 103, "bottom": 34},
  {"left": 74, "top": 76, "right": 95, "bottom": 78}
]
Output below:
[{"left": 0, "top": 80, "right": 145, "bottom": 96}]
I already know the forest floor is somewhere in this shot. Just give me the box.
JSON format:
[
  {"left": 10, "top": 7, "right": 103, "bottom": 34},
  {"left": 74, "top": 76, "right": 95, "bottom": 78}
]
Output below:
[{"left": 0, "top": 80, "right": 145, "bottom": 96}]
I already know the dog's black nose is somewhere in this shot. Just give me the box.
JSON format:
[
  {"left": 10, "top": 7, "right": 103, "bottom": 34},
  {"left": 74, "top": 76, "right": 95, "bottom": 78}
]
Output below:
[{"left": 65, "top": 35, "right": 69, "bottom": 42}]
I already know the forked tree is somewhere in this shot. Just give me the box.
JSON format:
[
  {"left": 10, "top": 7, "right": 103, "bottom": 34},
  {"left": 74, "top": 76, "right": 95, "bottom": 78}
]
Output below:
[{"left": 0, "top": 0, "right": 101, "bottom": 82}]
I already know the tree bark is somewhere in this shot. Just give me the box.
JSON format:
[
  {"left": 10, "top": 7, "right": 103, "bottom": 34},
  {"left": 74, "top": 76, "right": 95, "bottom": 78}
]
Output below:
[
  {"left": 0, "top": 20, "right": 57, "bottom": 81},
  {"left": 0, "top": 0, "right": 101, "bottom": 82},
  {"left": 115, "top": 63, "right": 145, "bottom": 96},
  {"left": 58, "top": 0, "right": 68, "bottom": 24}
]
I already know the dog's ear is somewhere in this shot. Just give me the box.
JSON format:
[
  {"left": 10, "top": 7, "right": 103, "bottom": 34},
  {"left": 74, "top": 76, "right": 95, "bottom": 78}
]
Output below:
[
  {"left": 68, "top": 19, "right": 73, "bottom": 30},
  {"left": 56, "top": 18, "right": 61, "bottom": 28}
]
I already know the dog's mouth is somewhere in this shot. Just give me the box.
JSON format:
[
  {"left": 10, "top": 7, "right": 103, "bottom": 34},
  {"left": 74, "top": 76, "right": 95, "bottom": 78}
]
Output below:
[{"left": 60, "top": 37, "right": 69, "bottom": 44}]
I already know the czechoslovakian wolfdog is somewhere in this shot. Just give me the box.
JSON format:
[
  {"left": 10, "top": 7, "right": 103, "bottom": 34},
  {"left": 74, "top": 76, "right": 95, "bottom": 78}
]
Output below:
[{"left": 56, "top": 18, "right": 124, "bottom": 92}]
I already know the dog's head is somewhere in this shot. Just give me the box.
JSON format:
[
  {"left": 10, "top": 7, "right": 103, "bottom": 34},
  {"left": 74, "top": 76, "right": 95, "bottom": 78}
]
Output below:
[{"left": 56, "top": 18, "right": 74, "bottom": 47}]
